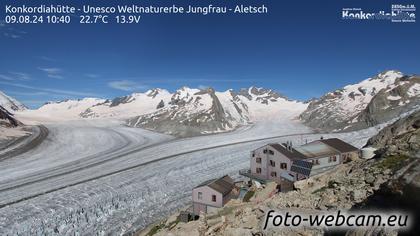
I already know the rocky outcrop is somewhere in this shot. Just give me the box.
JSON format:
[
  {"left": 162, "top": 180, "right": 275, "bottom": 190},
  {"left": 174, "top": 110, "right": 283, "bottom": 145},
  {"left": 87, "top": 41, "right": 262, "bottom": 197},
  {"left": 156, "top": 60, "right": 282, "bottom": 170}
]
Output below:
[
  {"left": 356, "top": 106, "right": 420, "bottom": 235},
  {"left": 0, "top": 105, "right": 22, "bottom": 127},
  {"left": 365, "top": 110, "right": 420, "bottom": 158},
  {"left": 156, "top": 100, "right": 165, "bottom": 109},
  {"left": 300, "top": 70, "right": 420, "bottom": 132},
  {"left": 233, "top": 87, "right": 288, "bottom": 104}
]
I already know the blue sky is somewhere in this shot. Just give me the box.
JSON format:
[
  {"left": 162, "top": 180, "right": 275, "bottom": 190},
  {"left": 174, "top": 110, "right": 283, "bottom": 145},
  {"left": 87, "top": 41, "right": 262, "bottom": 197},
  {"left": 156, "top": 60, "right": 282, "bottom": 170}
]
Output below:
[{"left": 0, "top": 0, "right": 419, "bottom": 108}]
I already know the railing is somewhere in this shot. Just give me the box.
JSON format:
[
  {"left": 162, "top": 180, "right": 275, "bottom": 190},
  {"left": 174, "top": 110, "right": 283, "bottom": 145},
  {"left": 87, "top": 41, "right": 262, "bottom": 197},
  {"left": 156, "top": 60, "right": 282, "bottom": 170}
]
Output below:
[{"left": 238, "top": 168, "right": 267, "bottom": 183}]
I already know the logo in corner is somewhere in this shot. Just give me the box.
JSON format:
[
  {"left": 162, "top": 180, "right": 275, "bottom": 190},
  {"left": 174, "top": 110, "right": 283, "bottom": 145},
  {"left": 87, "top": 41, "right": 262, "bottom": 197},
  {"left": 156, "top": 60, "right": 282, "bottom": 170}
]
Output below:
[{"left": 342, "top": 4, "right": 416, "bottom": 23}]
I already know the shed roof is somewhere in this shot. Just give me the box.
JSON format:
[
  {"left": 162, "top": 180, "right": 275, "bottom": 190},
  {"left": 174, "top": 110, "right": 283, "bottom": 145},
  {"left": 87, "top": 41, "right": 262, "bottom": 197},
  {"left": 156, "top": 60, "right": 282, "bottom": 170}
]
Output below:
[
  {"left": 195, "top": 175, "right": 234, "bottom": 196},
  {"left": 268, "top": 143, "right": 307, "bottom": 160},
  {"left": 319, "top": 138, "right": 359, "bottom": 153},
  {"left": 280, "top": 172, "right": 295, "bottom": 182}
]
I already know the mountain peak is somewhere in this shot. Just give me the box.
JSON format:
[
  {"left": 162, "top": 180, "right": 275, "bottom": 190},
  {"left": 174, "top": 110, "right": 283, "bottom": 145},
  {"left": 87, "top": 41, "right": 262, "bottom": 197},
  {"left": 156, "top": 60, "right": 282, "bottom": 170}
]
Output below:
[
  {"left": 373, "top": 70, "right": 403, "bottom": 81},
  {"left": 146, "top": 88, "right": 168, "bottom": 98},
  {"left": 0, "top": 90, "right": 26, "bottom": 112}
]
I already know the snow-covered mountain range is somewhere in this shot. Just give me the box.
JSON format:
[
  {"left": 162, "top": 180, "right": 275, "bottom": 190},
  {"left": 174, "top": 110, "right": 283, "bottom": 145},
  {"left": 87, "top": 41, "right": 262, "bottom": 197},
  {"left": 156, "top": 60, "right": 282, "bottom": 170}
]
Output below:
[
  {"left": 22, "top": 86, "right": 306, "bottom": 136},
  {"left": 300, "top": 70, "right": 420, "bottom": 132},
  {"left": 126, "top": 87, "right": 305, "bottom": 136},
  {"left": 3, "top": 70, "right": 418, "bottom": 136}
]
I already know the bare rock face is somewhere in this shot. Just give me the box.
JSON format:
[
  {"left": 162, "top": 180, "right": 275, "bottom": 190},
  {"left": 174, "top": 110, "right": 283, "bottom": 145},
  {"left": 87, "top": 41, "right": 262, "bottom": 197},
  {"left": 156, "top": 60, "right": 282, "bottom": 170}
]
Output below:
[
  {"left": 300, "top": 70, "right": 420, "bottom": 132},
  {"left": 0, "top": 105, "right": 22, "bottom": 127},
  {"left": 109, "top": 96, "right": 132, "bottom": 107},
  {"left": 156, "top": 100, "right": 165, "bottom": 109},
  {"left": 365, "top": 110, "right": 420, "bottom": 158}
]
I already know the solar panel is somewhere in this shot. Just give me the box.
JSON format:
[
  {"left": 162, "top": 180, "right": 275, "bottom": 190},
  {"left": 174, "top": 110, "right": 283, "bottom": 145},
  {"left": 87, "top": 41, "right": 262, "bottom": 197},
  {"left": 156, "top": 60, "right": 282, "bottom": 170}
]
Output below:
[
  {"left": 291, "top": 160, "right": 313, "bottom": 177},
  {"left": 293, "top": 159, "right": 313, "bottom": 169}
]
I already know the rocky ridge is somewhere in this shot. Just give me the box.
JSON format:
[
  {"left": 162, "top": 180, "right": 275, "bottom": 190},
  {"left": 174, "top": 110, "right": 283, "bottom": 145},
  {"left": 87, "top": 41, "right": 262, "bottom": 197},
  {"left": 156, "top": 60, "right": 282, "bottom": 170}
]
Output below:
[
  {"left": 0, "top": 90, "right": 26, "bottom": 112},
  {"left": 300, "top": 70, "right": 420, "bottom": 132}
]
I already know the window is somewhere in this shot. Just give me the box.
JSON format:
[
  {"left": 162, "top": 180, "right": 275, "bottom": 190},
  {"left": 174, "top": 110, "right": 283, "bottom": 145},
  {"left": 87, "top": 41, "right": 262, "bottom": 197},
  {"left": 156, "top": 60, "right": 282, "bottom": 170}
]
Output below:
[
  {"left": 268, "top": 150, "right": 274, "bottom": 155},
  {"left": 280, "top": 163, "right": 287, "bottom": 169},
  {"left": 198, "top": 192, "right": 203, "bottom": 200},
  {"left": 271, "top": 171, "right": 277, "bottom": 177},
  {"left": 270, "top": 160, "right": 275, "bottom": 167},
  {"left": 328, "top": 156, "right": 337, "bottom": 162},
  {"left": 252, "top": 152, "right": 255, "bottom": 157},
  {"left": 256, "top": 157, "right": 261, "bottom": 164},
  {"left": 256, "top": 168, "right": 261, "bottom": 174},
  {"left": 312, "top": 159, "right": 320, "bottom": 165},
  {"left": 212, "top": 195, "right": 216, "bottom": 202},
  {"left": 263, "top": 149, "right": 268, "bottom": 154}
]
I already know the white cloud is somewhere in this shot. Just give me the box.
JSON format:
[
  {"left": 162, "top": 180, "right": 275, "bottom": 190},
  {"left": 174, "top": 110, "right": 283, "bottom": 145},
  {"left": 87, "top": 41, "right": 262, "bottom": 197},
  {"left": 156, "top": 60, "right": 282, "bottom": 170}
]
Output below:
[
  {"left": 38, "top": 67, "right": 64, "bottom": 79},
  {"left": 0, "top": 74, "right": 13, "bottom": 80},
  {"left": 108, "top": 80, "right": 148, "bottom": 91},
  {"left": 0, "top": 72, "right": 30, "bottom": 81},
  {"left": 4, "top": 32, "right": 20, "bottom": 38},
  {"left": 9, "top": 72, "right": 30, "bottom": 80},
  {"left": 1, "top": 21, "right": 26, "bottom": 39},
  {"left": 6, "top": 91, "right": 48, "bottom": 96},
  {"left": 38, "top": 67, "right": 61, "bottom": 73},
  {"left": 47, "top": 74, "right": 64, "bottom": 79},
  {"left": 0, "top": 81, "right": 97, "bottom": 97}
]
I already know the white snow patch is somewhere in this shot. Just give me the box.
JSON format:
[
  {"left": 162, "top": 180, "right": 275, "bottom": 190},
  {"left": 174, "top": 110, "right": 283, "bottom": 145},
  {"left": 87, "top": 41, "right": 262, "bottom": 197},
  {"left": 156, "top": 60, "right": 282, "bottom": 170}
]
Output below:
[
  {"left": 407, "top": 83, "right": 420, "bottom": 97},
  {"left": 387, "top": 95, "right": 401, "bottom": 101}
]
